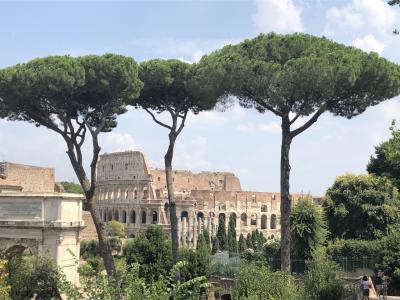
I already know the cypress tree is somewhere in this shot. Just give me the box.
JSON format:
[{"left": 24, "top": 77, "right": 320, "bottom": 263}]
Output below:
[
  {"left": 251, "top": 231, "right": 258, "bottom": 250},
  {"left": 196, "top": 234, "right": 211, "bottom": 276},
  {"left": 228, "top": 213, "right": 238, "bottom": 256},
  {"left": 238, "top": 233, "right": 246, "bottom": 253},
  {"left": 202, "top": 229, "right": 211, "bottom": 250},
  {"left": 246, "top": 233, "right": 253, "bottom": 249},
  {"left": 211, "top": 236, "right": 219, "bottom": 255},
  {"left": 217, "top": 215, "right": 227, "bottom": 250}
]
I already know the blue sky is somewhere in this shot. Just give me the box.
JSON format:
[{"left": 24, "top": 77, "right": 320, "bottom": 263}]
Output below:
[{"left": 0, "top": 0, "right": 400, "bottom": 195}]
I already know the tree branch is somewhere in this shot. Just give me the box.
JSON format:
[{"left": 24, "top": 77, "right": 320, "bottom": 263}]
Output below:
[
  {"left": 290, "top": 106, "right": 326, "bottom": 138},
  {"left": 144, "top": 108, "right": 173, "bottom": 130}
]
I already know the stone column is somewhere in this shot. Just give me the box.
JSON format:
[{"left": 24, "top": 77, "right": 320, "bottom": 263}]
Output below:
[
  {"left": 188, "top": 217, "right": 193, "bottom": 246},
  {"left": 178, "top": 218, "right": 182, "bottom": 246},
  {"left": 193, "top": 217, "right": 198, "bottom": 248},
  {"left": 182, "top": 217, "right": 187, "bottom": 247}
]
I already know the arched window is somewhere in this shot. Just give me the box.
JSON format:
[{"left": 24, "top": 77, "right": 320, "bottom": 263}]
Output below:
[
  {"left": 125, "top": 163, "right": 128, "bottom": 170},
  {"left": 261, "top": 205, "right": 267, "bottom": 212},
  {"left": 143, "top": 188, "right": 148, "bottom": 199},
  {"left": 197, "top": 212, "right": 204, "bottom": 220},
  {"left": 141, "top": 211, "right": 146, "bottom": 224},
  {"left": 152, "top": 211, "right": 158, "bottom": 224},
  {"left": 271, "top": 214, "right": 277, "bottom": 229},
  {"left": 261, "top": 215, "right": 267, "bottom": 229},
  {"left": 230, "top": 213, "right": 237, "bottom": 226},
  {"left": 111, "top": 164, "right": 113, "bottom": 171},
  {"left": 250, "top": 214, "right": 257, "bottom": 226},
  {"left": 103, "top": 210, "right": 107, "bottom": 222},
  {"left": 108, "top": 211, "right": 112, "bottom": 222},
  {"left": 219, "top": 213, "right": 225, "bottom": 222},
  {"left": 240, "top": 213, "right": 247, "bottom": 226},
  {"left": 114, "top": 210, "right": 119, "bottom": 221},
  {"left": 134, "top": 189, "right": 137, "bottom": 199},
  {"left": 122, "top": 210, "right": 127, "bottom": 223},
  {"left": 181, "top": 211, "right": 188, "bottom": 221},
  {"left": 130, "top": 210, "right": 136, "bottom": 223}
]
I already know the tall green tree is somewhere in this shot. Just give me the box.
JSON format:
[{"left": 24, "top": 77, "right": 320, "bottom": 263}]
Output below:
[
  {"left": 195, "top": 234, "right": 212, "bottom": 277},
  {"left": 0, "top": 54, "right": 142, "bottom": 276},
  {"left": 246, "top": 233, "right": 253, "bottom": 249},
  {"left": 134, "top": 59, "right": 218, "bottom": 265},
  {"left": 290, "top": 199, "right": 327, "bottom": 260},
  {"left": 227, "top": 213, "right": 238, "bottom": 256},
  {"left": 217, "top": 215, "right": 227, "bottom": 251},
  {"left": 368, "top": 122, "right": 400, "bottom": 188},
  {"left": 194, "top": 33, "right": 400, "bottom": 271},
  {"left": 323, "top": 174, "right": 400, "bottom": 240},
  {"left": 123, "top": 225, "right": 172, "bottom": 283},
  {"left": 238, "top": 233, "right": 246, "bottom": 253},
  {"left": 211, "top": 236, "right": 219, "bottom": 255}
]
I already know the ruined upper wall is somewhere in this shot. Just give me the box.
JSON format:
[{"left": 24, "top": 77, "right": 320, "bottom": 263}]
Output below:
[
  {"left": 97, "top": 151, "right": 151, "bottom": 182},
  {"left": 149, "top": 168, "right": 242, "bottom": 193},
  {"left": 0, "top": 162, "right": 55, "bottom": 193}
]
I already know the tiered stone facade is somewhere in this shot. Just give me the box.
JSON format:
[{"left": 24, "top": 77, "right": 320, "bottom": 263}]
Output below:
[{"left": 95, "top": 151, "right": 308, "bottom": 246}]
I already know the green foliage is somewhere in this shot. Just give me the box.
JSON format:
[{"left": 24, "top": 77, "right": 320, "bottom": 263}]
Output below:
[
  {"left": 211, "top": 236, "right": 219, "bottom": 255},
  {"left": 65, "top": 262, "right": 210, "bottom": 300},
  {"left": 377, "top": 230, "right": 400, "bottom": 291},
  {"left": 368, "top": 122, "right": 400, "bottom": 188},
  {"left": 246, "top": 233, "right": 252, "bottom": 249},
  {"left": 202, "top": 229, "right": 211, "bottom": 250},
  {"left": 290, "top": 200, "right": 328, "bottom": 259},
  {"left": 136, "top": 59, "right": 217, "bottom": 114},
  {"left": 123, "top": 225, "right": 172, "bottom": 283},
  {"left": 228, "top": 214, "right": 238, "bottom": 257},
  {"left": 326, "top": 239, "right": 380, "bottom": 258},
  {"left": 80, "top": 239, "right": 100, "bottom": 259},
  {"left": 0, "top": 54, "right": 142, "bottom": 131},
  {"left": 195, "top": 234, "right": 212, "bottom": 277},
  {"left": 264, "top": 239, "right": 281, "bottom": 260},
  {"left": 324, "top": 173, "right": 400, "bottom": 240},
  {"left": 238, "top": 234, "right": 246, "bottom": 253},
  {"left": 60, "top": 181, "right": 83, "bottom": 194},
  {"left": 8, "top": 255, "right": 63, "bottom": 300},
  {"left": 217, "top": 215, "right": 227, "bottom": 251},
  {"left": 303, "top": 250, "right": 345, "bottom": 300},
  {"left": 107, "top": 236, "right": 122, "bottom": 252},
  {"left": 107, "top": 220, "right": 125, "bottom": 238},
  {"left": 233, "top": 264, "right": 302, "bottom": 300},
  {"left": 0, "top": 256, "right": 10, "bottom": 300}
]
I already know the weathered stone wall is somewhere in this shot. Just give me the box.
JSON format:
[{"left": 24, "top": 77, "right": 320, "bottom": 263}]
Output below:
[
  {"left": 0, "top": 162, "right": 55, "bottom": 193},
  {"left": 94, "top": 151, "right": 312, "bottom": 246}
]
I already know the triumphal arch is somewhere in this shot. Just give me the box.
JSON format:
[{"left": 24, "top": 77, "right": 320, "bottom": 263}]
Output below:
[{"left": 0, "top": 162, "right": 84, "bottom": 284}]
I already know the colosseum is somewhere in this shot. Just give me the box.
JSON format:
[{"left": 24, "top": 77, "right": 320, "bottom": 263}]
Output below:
[{"left": 95, "top": 151, "right": 310, "bottom": 246}]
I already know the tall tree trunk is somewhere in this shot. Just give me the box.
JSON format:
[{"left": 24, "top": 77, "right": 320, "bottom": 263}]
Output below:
[
  {"left": 87, "top": 195, "right": 116, "bottom": 276},
  {"left": 165, "top": 137, "right": 180, "bottom": 266},
  {"left": 280, "top": 117, "right": 292, "bottom": 272}
]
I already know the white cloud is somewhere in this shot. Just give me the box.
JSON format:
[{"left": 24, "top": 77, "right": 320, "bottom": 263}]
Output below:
[
  {"left": 325, "top": 0, "right": 397, "bottom": 36},
  {"left": 174, "top": 136, "right": 212, "bottom": 171},
  {"left": 352, "top": 34, "right": 385, "bottom": 54},
  {"left": 253, "top": 0, "right": 304, "bottom": 34},
  {"left": 100, "top": 132, "right": 136, "bottom": 153},
  {"left": 237, "top": 121, "right": 280, "bottom": 133},
  {"left": 380, "top": 98, "right": 400, "bottom": 120}
]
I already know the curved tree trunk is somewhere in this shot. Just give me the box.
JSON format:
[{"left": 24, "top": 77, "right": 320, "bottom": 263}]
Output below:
[
  {"left": 87, "top": 196, "right": 116, "bottom": 276},
  {"left": 280, "top": 118, "right": 292, "bottom": 272},
  {"left": 165, "top": 138, "right": 180, "bottom": 267}
]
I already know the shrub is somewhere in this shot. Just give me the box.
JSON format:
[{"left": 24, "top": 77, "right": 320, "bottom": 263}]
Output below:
[
  {"left": 107, "top": 220, "right": 125, "bottom": 238},
  {"left": 107, "top": 236, "right": 122, "bottom": 253},
  {"left": 303, "top": 249, "right": 345, "bottom": 300},
  {"left": 233, "top": 264, "right": 301, "bottom": 300},
  {"left": 326, "top": 239, "right": 380, "bottom": 258},
  {"left": 80, "top": 239, "right": 100, "bottom": 259}
]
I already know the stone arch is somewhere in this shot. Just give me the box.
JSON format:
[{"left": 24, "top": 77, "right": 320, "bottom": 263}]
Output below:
[
  {"left": 152, "top": 211, "right": 158, "bottom": 224},
  {"left": 114, "top": 210, "right": 119, "bottom": 221},
  {"left": 143, "top": 187, "right": 148, "bottom": 199},
  {"left": 250, "top": 214, "right": 257, "bottom": 226},
  {"left": 261, "top": 215, "right": 267, "bottom": 229},
  {"left": 122, "top": 210, "right": 127, "bottom": 223},
  {"left": 218, "top": 213, "right": 226, "bottom": 222},
  {"left": 141, "top": 211, "right": 147, "bottom": 224},
  {"left": 103, "top": 210, "right": 107, "bottom": 222},
  {"left": 270, "top": 214, "right": 277, "bottom": 229},
  {"left": 6, "top": 244, "right": 27, "bottom": 257},
  {"left": 240, "top": 213, "right": 247, "bottom": 226},
  {"left": 181, "top": 211, "right": 189, "bottom": 221},
  {"left": 130, "top": 210, "right": 136, "bottom": 223},
  {"left": 197, "top": 211, "right": 204, "bottom": 220}
]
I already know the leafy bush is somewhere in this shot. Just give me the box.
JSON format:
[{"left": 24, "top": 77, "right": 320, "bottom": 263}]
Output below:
[
  {"left": 303, "top": 250, "right": 345, "bottom": 300},
  {"left": 8, "top": 255, "right": 63, "bottom": 300},
  {"left": 80, "top": 239, "right": 100, "bottom": 259},
  {"left": 377, "top": 229, "right": 400, "bottom": 293},
  {"left": 233, "top": 264, "right": 302, "bottom": 300},
  {"left": 107, "top": 236, "right": 122, "bottom": 253},
  {"left": 0, "top": 256, "right": 10, "bottom": 300},
  {"left": 326, "top": 239, "right": 380, "bottom": 258},
  {"left": 107, "top": 220, "right": 125, "bottom": 238}
]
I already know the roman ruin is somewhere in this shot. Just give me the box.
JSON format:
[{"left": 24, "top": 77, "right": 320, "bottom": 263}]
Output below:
[{"left": 95, "top": 151, "right": 310, "bottom": 246}]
